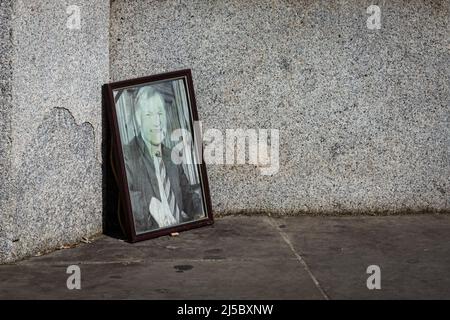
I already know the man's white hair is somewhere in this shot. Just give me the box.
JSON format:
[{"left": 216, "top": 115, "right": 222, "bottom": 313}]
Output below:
[{"left": 134, "top": 85, "right": 166, "bottom": 133}]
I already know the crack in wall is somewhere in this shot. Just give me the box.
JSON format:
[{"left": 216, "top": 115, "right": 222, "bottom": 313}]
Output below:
[
  {"left": 8, "top": 106, "right": 103, "bottom": 262},
  {"left": 52, "top": 106, "right": 101, "bottom": 164}
]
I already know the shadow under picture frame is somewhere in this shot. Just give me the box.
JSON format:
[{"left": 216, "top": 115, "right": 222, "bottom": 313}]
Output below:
[{"left": 103, "top": 69, "right": 214, "bottom": 242}]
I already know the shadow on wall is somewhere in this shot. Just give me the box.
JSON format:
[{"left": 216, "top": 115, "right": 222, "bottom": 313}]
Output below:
[{"left": 102, "top": 86, "right": 126, "bottom": 240}]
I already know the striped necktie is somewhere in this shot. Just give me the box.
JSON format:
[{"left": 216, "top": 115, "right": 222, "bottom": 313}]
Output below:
[{"left": 155, "top": 153, "right": 181, "bottom": 222}]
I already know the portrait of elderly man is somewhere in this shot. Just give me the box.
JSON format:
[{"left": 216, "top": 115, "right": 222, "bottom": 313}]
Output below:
[{"left": 122, "top": 86, "right": 202, "bottom": 234}]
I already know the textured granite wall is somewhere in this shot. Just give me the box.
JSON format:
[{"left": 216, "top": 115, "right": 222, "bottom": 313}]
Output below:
[
  {"left": 110, "top": 0, "right": 449, "bottom": 215},
  {"left": 0, "top": 0, "right": 14, "bottom": 263},
  {"left": 0, "top": 0, "right": 109, "bottom": 263},
  {"left": 1, "top": 0, "right": 448, "bottom": 263}
]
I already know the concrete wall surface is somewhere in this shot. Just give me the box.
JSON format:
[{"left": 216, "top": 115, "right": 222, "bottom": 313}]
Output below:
[
  {"left": 0, "top": 0, "right": 109, "bottom": 263},
  {"left": 110, "top": 0, "right": 449, "bottom": 215},
  {"left": 0, "top": 0, "right": 448, "bottom": 263}
]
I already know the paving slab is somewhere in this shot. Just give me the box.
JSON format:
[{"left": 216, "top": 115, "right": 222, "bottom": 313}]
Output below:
[
  {"left": 1, "top": 215, "right": 449, "bottom": 299},
  {"left": 0, "top": 216, "right": 323, "bottom": 299},
  {"left": 19, "top": 216, "right": 295, "bottom": 263},
  {"left": 277, "top": 214, "right": 450, "bottom": 299},
  {"left": 0, "top": 259, "right": 323, "bottom": 299}
]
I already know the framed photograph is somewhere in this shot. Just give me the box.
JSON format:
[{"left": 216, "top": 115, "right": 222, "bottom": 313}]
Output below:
[{"left": 103, "top": 69, "right": 213, "bottom": 242}]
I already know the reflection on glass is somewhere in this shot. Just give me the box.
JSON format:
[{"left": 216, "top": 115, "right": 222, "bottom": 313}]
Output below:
[{"left": 113, "top": 79, "right": 205, "bottom": 234}]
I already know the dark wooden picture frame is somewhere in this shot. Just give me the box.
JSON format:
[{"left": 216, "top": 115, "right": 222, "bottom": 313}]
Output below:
[{"left": 103, "top": 69, "right": 213, "bottom": 242}]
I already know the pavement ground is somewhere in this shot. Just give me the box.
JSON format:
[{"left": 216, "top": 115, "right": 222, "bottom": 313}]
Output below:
[{"left": 1, "top": 215, "right": 449, "bottom": 299}]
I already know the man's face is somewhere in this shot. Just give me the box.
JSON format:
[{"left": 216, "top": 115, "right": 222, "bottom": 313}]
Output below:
[{"left": 140, "top": 95, "right": 167, "bottom": 146}]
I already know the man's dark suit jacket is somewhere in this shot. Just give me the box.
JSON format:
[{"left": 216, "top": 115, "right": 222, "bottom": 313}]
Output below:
[{"left": 123, "top": 135, "right": 202, "bottom": 234}]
